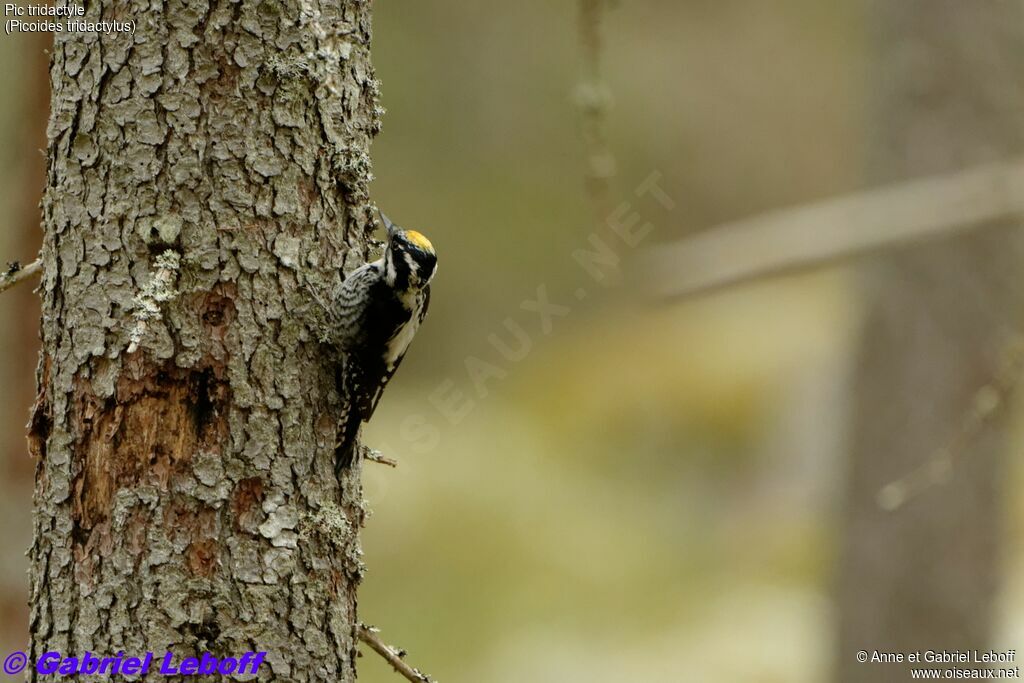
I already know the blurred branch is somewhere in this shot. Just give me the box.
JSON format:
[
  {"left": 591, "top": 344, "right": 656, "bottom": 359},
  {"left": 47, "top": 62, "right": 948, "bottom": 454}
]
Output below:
[
  {"left": 363, "top": 446, "right": 398, "bottom": 468},
  {"left": 645, "top": 159, "right": 1024, "bottom": 299},
  {"left": 877, "top": 338, "right": 1024, "bottom": 512},
  {"left": 576, "top": 0, "right": 616, "bottom": 219},
  {"left": 0, "top": 257, "right": 41, "bottom": 295},
  {"left": 358, "top": 624, "right": 435, "bottom": 683}
]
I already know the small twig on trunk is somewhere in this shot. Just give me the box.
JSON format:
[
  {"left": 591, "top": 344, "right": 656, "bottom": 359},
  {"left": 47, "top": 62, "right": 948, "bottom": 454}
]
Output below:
[
  {"left": 363, "top": 447, "right": 398, "bottom": 468},
  {"left": 0, "top": 257, "right": 42, "bottom": 295},
  {"left": 358, "top": 624, "right": 435, "bottom": 683},
  {"left": 877, "top": 337, "right": 1024, "bottom": 512}
]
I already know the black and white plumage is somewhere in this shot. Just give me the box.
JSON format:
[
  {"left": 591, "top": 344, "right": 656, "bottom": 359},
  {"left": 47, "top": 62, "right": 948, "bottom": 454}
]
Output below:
[{"left": 331, "top": 211, "right": 437, "bottom": 471}]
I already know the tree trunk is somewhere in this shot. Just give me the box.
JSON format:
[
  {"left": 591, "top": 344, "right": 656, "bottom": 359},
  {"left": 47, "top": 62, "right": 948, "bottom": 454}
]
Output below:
[
  {"left": 836, "top": 2, "right": 1024, "bottom": 680},
  {"left": 28, "top": 0, "right": 380, "bottom": 679}
]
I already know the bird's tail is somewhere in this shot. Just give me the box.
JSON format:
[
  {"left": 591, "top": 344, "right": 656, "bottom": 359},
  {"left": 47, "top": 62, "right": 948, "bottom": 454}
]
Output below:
[{"left": 335, "top": 411, "right": 362, "bottom": 475}]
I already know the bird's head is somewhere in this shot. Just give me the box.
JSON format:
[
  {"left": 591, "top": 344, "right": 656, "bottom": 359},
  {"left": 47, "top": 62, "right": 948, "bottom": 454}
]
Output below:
[{"left": 380, "top": 210, "right": 437, "bottom": 290}]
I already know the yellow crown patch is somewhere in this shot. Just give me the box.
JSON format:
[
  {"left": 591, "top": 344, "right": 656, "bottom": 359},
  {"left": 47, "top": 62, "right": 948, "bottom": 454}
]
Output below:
[{"left": 405, "top": 230, "right": 434, "bottom": 251}]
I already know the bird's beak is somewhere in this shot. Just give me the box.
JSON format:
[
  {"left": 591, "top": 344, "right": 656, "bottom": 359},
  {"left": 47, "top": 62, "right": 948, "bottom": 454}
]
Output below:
[{"left": 378, "top": 209, "right": 399, "bottom": 239}]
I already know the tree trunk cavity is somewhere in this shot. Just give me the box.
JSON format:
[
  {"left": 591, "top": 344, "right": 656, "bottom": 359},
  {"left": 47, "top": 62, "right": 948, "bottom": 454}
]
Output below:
[{"left": 28, "top": 0, "right": 380, "bottom": 679}]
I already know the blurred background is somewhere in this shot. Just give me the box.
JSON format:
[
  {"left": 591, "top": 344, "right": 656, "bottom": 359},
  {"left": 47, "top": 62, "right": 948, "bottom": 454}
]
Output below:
[{"left": 3, "top": 1, "right": 1024, "bottom": 681}]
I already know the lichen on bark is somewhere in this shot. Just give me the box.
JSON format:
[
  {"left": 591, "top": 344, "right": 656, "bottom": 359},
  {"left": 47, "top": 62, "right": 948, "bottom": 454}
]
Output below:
[{"left": 28, "top": 0, "right": 381, "bottom": 679}]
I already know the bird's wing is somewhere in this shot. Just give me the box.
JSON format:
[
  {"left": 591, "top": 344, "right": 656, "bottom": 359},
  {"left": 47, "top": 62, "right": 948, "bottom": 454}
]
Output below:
[{"left": 331, "top": 263, "right": 380, "bottom": 351}]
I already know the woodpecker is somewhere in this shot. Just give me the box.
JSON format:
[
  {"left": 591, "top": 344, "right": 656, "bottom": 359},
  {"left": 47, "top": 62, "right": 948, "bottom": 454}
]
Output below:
[{"left": 330, "top": 210, "right": 437, "bottom": 472}]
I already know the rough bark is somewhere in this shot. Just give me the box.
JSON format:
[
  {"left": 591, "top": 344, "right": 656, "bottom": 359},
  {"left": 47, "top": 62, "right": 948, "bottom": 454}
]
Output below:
[
  {"left": 28, "top": 0, "right": 380, "bottom": 679},
  {"left": 835, "top": 2, "right": 1024, "bottom": 680}
]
